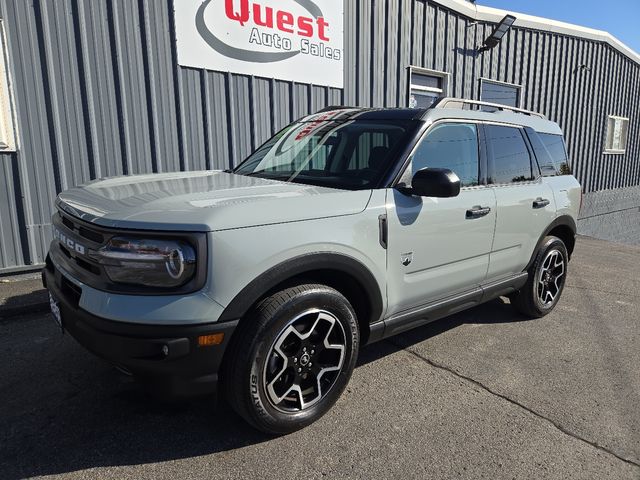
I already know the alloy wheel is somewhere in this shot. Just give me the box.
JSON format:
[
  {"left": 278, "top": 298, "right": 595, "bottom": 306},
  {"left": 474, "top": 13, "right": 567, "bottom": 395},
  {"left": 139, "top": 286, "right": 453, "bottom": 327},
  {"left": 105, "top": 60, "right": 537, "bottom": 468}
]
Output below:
[
  {"left": 263, "top": 309, "right": 346, "bottom": 412},
  {"left": 536, "top": 249, "right": 565, "bottom": 307}
]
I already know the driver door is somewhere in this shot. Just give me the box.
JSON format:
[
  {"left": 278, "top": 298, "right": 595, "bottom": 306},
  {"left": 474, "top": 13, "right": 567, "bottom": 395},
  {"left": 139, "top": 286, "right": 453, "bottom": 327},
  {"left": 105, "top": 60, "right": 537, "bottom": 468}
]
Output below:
[{"left": 385, "top": 122, "right": 497, "bottom": 317}]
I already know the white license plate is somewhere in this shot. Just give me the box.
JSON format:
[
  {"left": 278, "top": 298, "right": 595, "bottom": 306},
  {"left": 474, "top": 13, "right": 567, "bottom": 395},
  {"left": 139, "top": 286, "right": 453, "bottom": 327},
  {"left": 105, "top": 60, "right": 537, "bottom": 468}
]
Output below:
[{"left": 49, "top": 292, "right": 63, "bottom": 330}]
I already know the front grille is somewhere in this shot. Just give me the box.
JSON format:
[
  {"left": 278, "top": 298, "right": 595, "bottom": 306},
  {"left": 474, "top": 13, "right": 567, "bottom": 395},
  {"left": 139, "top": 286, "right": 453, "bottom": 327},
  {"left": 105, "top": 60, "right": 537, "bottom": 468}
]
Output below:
[
  {"left": 52, "top": 210, "right": 111, "bottom": 288},
  {"left": 79, "top": 226, "right": 103, "bottom": 243},
  {"left": 60, "top": 213, "right": 105, "bottom": 244}
]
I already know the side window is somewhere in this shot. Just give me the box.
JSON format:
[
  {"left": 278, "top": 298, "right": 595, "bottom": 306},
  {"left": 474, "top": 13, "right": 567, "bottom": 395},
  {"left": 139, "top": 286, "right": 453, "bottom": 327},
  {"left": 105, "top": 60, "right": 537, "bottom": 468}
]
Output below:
[
  {"left": 540, "top": 133, "right": 571, "bottom": 175},
  {"left": 409, "top": 123, "right": 480, "bottom": 187},
  {"left": 485, "top": 125, "right": 534, "bottom": 184}
]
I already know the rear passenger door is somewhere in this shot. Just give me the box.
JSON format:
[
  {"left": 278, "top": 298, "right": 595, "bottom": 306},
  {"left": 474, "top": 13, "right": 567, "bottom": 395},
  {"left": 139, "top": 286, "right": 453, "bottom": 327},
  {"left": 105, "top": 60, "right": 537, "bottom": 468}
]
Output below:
[{"left": 484, "top": 124, "right": 556, "bottom": 280}]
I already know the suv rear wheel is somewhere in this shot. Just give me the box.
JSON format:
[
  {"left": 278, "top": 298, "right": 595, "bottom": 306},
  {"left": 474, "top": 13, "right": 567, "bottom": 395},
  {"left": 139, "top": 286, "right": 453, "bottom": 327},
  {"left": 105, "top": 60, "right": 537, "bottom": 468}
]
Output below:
[
  {"left": 223, "top": 284, "right": 359, "bottom": 435},
  {"left": 511, "top": 236, "right": 568, "bottom": 318}
]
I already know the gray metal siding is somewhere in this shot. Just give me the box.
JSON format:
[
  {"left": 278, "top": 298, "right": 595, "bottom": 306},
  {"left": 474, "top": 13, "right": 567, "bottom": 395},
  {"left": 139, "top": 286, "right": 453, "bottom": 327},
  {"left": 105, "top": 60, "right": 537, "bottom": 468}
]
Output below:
[{"left": 0, "top": 0, "right": 638, "bottom": 272}]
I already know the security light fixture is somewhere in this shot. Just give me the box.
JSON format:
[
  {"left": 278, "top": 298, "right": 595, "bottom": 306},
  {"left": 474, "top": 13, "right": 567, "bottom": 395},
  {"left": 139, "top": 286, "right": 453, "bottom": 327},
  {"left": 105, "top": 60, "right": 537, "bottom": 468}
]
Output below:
[{"left": 479, "top": 14, "right": 516, "bottom": 52}]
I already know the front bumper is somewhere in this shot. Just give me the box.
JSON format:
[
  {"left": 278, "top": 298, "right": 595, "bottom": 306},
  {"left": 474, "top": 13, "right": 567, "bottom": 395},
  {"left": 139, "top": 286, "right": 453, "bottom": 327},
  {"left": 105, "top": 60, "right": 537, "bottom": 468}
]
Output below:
[{"left": 42, "top": 258, "right": 238, "bottom": 399}]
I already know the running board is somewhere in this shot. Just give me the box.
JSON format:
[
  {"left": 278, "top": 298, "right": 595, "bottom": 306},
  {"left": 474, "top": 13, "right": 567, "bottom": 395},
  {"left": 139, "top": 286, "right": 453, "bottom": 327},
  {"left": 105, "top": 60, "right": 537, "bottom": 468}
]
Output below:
[{"left": 368, "top": 272, "right": 528, "bottom": 343}]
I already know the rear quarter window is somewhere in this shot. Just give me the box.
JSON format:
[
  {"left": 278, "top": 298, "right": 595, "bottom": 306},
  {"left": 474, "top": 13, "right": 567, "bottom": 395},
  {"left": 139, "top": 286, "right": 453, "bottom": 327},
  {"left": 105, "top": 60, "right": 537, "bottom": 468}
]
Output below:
[{"left": 530, "top": 131, "right": 572, "bottom": 176}]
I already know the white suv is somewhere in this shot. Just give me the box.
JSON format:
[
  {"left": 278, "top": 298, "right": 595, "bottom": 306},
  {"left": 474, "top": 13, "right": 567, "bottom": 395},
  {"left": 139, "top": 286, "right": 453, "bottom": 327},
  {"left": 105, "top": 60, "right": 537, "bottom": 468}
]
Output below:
[{"left": 43, "top": 98, "right": 581, "bottom": 434}]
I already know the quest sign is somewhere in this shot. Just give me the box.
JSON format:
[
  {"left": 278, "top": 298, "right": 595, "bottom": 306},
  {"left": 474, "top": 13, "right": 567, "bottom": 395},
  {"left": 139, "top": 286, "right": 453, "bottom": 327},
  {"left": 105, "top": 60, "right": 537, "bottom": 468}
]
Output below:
[{"left": 174, "top": 0, "right": 344, "bottom": 88}]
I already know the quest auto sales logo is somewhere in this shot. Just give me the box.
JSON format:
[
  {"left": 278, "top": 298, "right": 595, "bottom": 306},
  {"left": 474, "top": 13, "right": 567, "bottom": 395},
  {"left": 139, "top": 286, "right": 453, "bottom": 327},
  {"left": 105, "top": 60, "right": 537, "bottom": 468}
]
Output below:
[
  {"left": 175, "top": 0, "right": 344, "bottom": 88},
  {"left": 196, "top": 0, "right": 341, "bottom": 63}
]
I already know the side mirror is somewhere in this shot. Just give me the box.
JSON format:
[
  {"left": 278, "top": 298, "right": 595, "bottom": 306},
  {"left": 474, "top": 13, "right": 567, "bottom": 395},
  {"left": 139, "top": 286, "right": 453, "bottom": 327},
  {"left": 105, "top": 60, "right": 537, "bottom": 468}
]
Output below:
[{"left": 410, "top": 168, "right": 461, "bottom": 198}]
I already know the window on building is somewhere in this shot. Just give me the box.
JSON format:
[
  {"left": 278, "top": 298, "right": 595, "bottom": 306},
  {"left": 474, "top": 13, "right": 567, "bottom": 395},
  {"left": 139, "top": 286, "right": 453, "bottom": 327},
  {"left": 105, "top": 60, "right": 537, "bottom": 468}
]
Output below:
[
  {"left": 408, "top": 68, "right": 449, "bottom": 109},
  {"left": 409, "top": 123, "right": 480, "bottom": 187},
  {"left": 485, "top": 125, "right": 534, "bottom": 184},
  {"left": 480, "top": 78, "right": 521, "bottom": 109},
  {"left": 0, "top": 21, "right": 16, "bottom": 152},
  {"left": 604, "top": 115, "right": 629, "bottom": 154}
]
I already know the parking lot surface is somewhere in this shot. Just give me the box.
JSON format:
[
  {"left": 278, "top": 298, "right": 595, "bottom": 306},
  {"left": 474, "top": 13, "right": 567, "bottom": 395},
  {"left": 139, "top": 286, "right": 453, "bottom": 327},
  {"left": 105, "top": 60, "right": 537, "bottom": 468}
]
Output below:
[{"left": 1, "top": 236, "right": 638, "bottom": 479}]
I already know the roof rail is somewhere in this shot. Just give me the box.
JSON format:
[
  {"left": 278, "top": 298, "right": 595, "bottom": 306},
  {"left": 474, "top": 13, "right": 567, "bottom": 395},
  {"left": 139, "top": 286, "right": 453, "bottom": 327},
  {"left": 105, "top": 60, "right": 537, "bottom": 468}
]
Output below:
[{"left": 433, "top": 97, "right": 546, "bottom": 119}]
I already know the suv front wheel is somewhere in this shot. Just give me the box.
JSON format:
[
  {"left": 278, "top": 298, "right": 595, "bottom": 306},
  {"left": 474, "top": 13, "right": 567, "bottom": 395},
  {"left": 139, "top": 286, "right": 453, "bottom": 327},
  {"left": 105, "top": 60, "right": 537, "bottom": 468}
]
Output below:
[
  {"left": 223, "top": 284, "right": 359, "bottom": 435},
  {"left": 512, "top": 236, "right": 569, "bottom": 318}
]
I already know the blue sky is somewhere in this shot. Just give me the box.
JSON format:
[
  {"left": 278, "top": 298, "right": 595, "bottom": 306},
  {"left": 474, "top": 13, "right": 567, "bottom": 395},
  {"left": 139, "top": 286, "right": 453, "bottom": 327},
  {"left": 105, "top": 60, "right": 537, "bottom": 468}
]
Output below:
[{"left": 478, "top": 0, "right": 640, "bottom": 54}]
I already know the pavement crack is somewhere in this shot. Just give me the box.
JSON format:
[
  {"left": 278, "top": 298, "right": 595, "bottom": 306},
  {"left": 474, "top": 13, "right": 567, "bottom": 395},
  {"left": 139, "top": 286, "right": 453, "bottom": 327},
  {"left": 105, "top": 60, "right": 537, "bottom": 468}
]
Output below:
[{"left": 388, "top": 339, "right": 640, "bottom": 470}]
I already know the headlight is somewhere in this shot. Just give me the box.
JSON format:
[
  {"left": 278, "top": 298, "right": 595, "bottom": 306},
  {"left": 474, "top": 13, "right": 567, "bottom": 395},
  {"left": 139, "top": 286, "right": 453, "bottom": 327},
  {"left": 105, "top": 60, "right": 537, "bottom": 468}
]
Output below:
[{"left": 97, "top": 237, "right": 196, "bottom": 288}]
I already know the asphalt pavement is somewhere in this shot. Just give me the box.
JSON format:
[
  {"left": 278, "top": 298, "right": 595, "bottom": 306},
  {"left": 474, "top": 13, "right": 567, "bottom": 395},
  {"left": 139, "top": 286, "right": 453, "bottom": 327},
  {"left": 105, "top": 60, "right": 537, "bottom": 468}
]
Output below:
[{"left": 1, "top": 236, "right": 638, "bottom": 479}]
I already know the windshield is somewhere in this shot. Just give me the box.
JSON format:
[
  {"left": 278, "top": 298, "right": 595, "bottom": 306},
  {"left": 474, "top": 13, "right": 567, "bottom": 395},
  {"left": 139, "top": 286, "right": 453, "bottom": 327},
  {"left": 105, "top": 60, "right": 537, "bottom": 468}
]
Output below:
[{"left": 233, "top": 119, "right": 417, "bottom": 190}]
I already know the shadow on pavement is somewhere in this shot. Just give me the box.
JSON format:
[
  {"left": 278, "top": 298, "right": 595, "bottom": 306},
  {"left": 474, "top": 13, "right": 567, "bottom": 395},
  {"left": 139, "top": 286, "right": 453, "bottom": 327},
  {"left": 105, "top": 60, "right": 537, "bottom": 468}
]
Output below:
[
  {"left": 359, "top": 297, "right": 533, "bottom": 367},
  {"left": 1, "top": 298, "right": 528, "bottom": 479}
]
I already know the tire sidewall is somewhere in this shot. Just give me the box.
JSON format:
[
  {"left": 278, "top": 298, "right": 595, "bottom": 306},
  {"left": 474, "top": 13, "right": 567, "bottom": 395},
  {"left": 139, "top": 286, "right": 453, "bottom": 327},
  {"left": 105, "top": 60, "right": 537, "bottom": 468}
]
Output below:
[{"left": 245, "top": 287, "right": 359, "bottom": 433}]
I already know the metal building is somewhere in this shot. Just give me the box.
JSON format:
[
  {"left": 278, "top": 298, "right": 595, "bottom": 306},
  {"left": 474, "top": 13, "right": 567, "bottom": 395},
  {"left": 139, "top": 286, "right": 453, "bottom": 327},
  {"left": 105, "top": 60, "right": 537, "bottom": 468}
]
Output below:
[{"left": 0, "top": 0, "right": 638, "bottom": 274}]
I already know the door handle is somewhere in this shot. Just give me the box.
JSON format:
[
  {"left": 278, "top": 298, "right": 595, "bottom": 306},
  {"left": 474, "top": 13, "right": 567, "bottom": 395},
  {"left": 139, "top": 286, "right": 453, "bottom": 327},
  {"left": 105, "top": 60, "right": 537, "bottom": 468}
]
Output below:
[
  {"left": 466, "top": 205, "right": 491, "bottom": 219},
  {"left": 532, "top": 197, "right": 550, "bottom": 209}
]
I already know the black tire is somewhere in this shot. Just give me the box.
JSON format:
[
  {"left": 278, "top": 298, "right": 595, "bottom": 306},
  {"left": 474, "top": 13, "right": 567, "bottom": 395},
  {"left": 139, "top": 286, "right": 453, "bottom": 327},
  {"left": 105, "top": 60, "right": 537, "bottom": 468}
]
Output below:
[
  {"left": 511, "top": 236, "right": 569, "bottom": 318},
  {"left": 222, "top": 284, "right": 359, "bottom": 435}
]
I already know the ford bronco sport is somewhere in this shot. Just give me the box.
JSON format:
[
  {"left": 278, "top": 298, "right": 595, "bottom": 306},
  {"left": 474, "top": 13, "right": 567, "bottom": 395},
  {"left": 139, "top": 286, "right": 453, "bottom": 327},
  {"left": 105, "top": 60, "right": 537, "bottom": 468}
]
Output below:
[{"left": 43, "top": 98, "right": 581, "bottom": 434}]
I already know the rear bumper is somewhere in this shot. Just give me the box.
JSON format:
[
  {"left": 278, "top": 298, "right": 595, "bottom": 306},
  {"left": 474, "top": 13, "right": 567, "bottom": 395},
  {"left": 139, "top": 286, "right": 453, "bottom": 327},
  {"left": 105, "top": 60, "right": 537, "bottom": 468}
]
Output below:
[{"left": 42, "top": 259, "right": 238, "bottom": 399}]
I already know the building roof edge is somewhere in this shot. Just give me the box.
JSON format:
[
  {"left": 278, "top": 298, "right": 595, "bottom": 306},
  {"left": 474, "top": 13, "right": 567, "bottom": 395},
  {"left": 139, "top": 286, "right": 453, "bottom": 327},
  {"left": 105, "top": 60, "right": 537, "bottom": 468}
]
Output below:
[{"left": 433, "top": 0, "right": 640, "bottom": 65}]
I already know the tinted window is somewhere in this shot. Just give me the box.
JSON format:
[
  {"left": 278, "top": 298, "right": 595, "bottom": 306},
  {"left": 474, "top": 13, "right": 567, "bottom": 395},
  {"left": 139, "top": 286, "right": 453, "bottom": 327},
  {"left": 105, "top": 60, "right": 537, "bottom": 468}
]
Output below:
[
  {"left": 539, "top": 133, "right": 571, "bottom": 175},
  {"left": 234, "top": 120, "right": 415, "bottom": 190},
  {"left": 485, "top": 125, "right": 534, "bottom": 184},
  {"left": 411, "top": 123, "right": 480, "bottom": 187}
]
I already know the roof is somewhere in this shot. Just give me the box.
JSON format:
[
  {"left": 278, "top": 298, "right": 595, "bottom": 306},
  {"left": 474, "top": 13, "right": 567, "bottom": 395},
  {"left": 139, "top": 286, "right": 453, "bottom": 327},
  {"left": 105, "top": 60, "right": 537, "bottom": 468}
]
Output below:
[
  {"left": 302, "top": 100, "right": 563, "bottom": 135},
  {"left": 436, "top": 0, "right": 640, "bottom": 65},
  {"left": 424, "top": 107, "right": 563, "bottom": 135},
  {"left": 299, "top": 107, "right": 429, "bottom": 122}
]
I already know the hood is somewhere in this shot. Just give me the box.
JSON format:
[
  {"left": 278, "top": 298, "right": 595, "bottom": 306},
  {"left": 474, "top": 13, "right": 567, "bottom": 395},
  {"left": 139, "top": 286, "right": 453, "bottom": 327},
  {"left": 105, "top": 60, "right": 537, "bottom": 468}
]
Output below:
[{"left": 57, "top": 171, "right": 373, "bottom": 232}]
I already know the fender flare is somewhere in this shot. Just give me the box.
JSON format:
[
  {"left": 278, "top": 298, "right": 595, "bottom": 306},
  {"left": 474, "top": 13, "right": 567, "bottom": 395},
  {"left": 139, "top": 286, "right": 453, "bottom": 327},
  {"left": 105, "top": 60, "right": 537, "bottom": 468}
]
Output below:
[
  {"left": 217, "top": 252, "right": 384, "bottom": 325},
  {"left": 525, "top": 215, "right": 577, "bottom": 270}
]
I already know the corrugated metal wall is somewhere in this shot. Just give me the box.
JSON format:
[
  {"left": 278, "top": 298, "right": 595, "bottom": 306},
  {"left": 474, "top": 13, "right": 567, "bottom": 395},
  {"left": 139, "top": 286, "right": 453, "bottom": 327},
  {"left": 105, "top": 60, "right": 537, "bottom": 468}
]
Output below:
[{"left": 0, "top": 0, "right": 638, "bottom": 272}]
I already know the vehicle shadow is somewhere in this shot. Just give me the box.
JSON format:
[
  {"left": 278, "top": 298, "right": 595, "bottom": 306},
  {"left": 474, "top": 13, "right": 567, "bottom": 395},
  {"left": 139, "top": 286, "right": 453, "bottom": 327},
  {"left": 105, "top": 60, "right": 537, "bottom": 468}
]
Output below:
[
  {"left": 358, "top": 297, "right": 534, "bottom": 366},
  {"left": 1, "top": 298, "right": 528, "bottom": 479}
]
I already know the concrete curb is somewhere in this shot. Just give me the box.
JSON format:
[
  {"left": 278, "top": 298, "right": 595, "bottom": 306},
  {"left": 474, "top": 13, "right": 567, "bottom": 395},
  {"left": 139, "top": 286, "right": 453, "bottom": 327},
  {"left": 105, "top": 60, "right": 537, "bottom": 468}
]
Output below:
[
  {"left": 0, "top": 299, "right": 50, "bottom": 320},
  {"left": 0, "top": 275, "right": 50, "bottom": 320}
]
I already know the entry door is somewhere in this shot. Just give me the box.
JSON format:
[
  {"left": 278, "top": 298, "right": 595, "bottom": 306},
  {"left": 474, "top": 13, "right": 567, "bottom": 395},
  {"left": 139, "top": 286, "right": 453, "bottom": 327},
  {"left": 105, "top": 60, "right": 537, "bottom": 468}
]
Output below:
[
  {"left": 385, "top": 122, "right": 497, "bottom": 317},
  {"left": 483, "top": 124, "right": 557, "bottom": 280}
]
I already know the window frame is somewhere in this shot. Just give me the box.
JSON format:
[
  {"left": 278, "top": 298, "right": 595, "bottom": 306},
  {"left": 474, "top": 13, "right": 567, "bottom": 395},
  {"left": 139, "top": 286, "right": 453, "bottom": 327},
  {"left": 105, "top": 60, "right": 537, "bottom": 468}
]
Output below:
[
  {"left": 482, "top": 122, "right": 540, "bottom": 186},
  {"left": 408, "top": 66, "right": 450, "bottom": 109},
  {"left": 603, "top": 115, "right": 629, "bottom": 155},
  {"left": 479, "top": 77, "right": 523, "bottom": 109},
  {"left": 397, "top": 119, "right": 488, "bottom": 190},
  {"left": 0, "top": 20, "right": 17, "bottom": 152}
]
